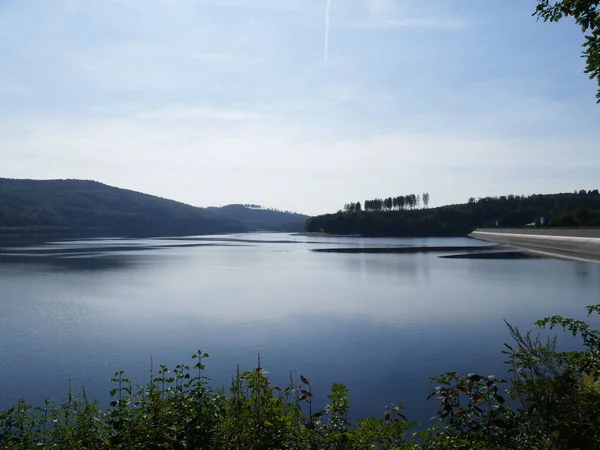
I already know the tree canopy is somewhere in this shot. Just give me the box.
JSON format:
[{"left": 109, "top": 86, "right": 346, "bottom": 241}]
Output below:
[
  {"left": 0, "top": 178, "right": 247, "bottom": 237},
  {"left": 206, "top": 204, "right": 308, "bottom": 232},
  {"left": 306, "top": 190, "right": 600, "bottom": 237},
  {"left": 534, "top": 0, "right": 600, "bottom": 102}
]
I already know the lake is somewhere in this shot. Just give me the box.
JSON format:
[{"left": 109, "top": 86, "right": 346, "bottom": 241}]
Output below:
[{"left": 1, "top": 233, "right": 599, "bottom": 427}]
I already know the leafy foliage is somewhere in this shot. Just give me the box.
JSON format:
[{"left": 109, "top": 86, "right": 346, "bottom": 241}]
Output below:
[
  {"left": 2, "top": 305, "right": 600, "bottom": 449},
  {"left": 307, "top": 190, "right": 600, "bottom": 237},
  {"left": 0, "top": 178, "right": 247, "bottom": 237},
  {"left": 534, "top": 0, "right": 600, "bottom": 102},
  {"left": 0, "top": 352, "right": 412, "bottom": 449}
]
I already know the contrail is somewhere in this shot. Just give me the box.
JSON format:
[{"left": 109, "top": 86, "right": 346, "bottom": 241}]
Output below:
[{"left": 324, "top": 0, "right": 331, "bottom": 66}]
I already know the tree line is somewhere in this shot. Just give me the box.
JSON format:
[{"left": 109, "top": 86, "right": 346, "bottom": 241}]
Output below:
[
  {"left": 206, "top": 204, "right": 308, "bottom": 232},
  {"left": 344, "top": 193, "right": 430, "bottom": 213},
  {"left": 308, "top": 190, "right": 600, "bottom": 237}
]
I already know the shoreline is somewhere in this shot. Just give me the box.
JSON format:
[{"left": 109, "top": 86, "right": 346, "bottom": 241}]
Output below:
[
  {"left": 293, "top": 231, "right": 358, "bottom": 237},
  {"left": 470, "top": 228, "right": 600, "bottom": 263}
]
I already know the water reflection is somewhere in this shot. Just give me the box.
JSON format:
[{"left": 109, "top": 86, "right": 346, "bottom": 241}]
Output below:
[
  {"left": 575, "top": 262, "right": 591, "bottom": 278},
  {"left": 312, "top": 245, "right": 498, "bottom": 254},
  {"left": 572, "top": 261, "right": 600, "bottom": 288},
  {"left": 1, "top": 233, "right": 599, "bottom": 428},
  {"left": 0, "top": 242, "right": 245, "bottom": 256},
  {"left": 440, "top": 251, "right": 544, "bottom": 260},
  {"left": 0, "top": 253, "right": 136, "bottom": 272},
  {"left": 341, "top": 254, "right": 423, "bottom": 285}
]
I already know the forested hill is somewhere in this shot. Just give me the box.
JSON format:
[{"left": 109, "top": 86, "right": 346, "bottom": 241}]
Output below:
[
  {"left": 0, "top": 178, "right": 247, "bottom": 236},
  {"left": 206, "top": 204, "right": 308, "bottom": 232},
  {"left": 305, "top": 191, "right": 600, "bottom": 237}
]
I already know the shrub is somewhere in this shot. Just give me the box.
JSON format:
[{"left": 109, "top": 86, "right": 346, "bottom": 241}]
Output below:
[{"left": 2, "top": 305, "right": 600, "bottom": 449}]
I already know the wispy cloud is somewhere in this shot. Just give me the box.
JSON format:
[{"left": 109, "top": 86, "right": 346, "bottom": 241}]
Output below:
[
  {"left": 130, "top": 104, "right": 277, "bottom": 122},
  {"left": 2, "top": 92, "right": 599, "bottom": 214},
  {"left": 352, "top": 16, "right": 469, "bottom": 30},
  {"left": 0, "top": 80, "right": 26, "bottom": 96},
  {"left": 338, "top": 0, "right": 470, "bottom": 30},
  {"left": 197, "top": 0, "right": 308, "bottom": 11}
]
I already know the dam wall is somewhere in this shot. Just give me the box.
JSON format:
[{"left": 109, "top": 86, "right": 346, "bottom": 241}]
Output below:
[{"left": 469, "top": 228, "right": 600, "bottom": 263}]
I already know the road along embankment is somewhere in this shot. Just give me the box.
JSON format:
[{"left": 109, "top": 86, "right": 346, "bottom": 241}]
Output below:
[{"left": 469, "top": 228, "right": 600, "bottom": 263}]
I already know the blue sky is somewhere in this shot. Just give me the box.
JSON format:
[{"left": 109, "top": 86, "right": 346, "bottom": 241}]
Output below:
[{"left": 1, "top": 0, "right": 599, "bottom": 215}]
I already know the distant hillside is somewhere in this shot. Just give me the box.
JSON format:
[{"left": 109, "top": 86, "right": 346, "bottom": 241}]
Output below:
[
  {"left": 306, "top": 191, "right": 600, "bottom": 237},
  {"left": 206, "top": 204, "right": 308, "bottom": 232},
  {"left": 0, "top": 178, "right": 247, "bottom": 236}
]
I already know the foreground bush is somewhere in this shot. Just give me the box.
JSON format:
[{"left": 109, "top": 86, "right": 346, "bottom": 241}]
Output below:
[{"left": 2, "top": 305, "right": 600, "bottom": 449}]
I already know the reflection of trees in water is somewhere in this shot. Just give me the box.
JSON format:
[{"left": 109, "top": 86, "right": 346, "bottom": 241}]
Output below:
[
  {"left": 573, "top": 262, "right": 600, "bottom": 289},
  {"left": 341, "top": 254, "right": 431, "bottom": 284},
  {"left": 575, "top": 262, "right": 590, "bottom": 280},
  {"left": 441, "top": 251, "right": 542, "bottom": 260},
  {"left": 0, "top": 240, "right": 232, "bottom": 273},
  {"left": 0, "top": 253, "right": 136, "bottom": 272}
]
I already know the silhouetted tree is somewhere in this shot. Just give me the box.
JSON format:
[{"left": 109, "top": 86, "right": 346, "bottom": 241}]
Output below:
[
  {"left": 423, "top": 192, "right": 430, "bottom": 209},
  {"left": 384, "top": 197, "right": 392, "bottom": 211},
  {"left": 409, "top": 194, "right": 417, "bottom": 209}
]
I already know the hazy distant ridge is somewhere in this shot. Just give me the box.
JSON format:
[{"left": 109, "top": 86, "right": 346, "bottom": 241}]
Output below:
[{"left": 206, "top": 204, "right": 308, "bottom": 232}]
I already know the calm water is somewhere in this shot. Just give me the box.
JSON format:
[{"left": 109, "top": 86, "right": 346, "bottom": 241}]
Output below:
[{"left": 1, "top": 233, "right": 600, "bottom": 427}]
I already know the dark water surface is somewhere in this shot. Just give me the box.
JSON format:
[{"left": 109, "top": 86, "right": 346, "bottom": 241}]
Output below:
[{"left": 1, "top": 233, "right": 599, "bottom": 427}]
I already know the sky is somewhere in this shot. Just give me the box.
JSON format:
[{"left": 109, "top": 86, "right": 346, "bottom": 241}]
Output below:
[{"left": 1, "top": 0, "right": 600, "bottom": 215}]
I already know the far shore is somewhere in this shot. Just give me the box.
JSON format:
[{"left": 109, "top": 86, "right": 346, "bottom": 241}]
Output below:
[{"left": 293, "top": 231, "right": 357, "bottom": 237}]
